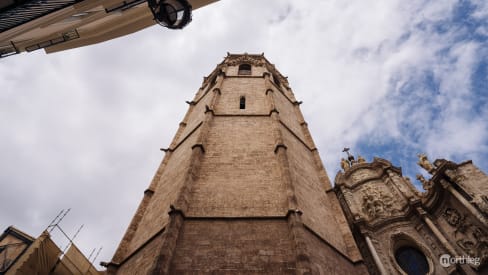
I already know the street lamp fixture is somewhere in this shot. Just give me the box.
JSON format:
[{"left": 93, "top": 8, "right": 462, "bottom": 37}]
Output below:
[{"left": 147, "top": 0, "right": 192, "bottom": 29}]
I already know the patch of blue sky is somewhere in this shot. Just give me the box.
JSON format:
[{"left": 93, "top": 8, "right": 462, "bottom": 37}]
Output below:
[
  {"left": 453, "top": 0, "right": 488, "bottom": 40},
  {"left": 444, "top": 0, "right": 487, "bottom": 42},
  {"left": 415, "top": 0, "right": 486, "bottom": 44},
  {"left": 355, "top": 134, "right": 423, "bottom": 190},
  {"left": 470, "top": 57, "right": 488, "bottom": 115},
  {"left": 390, "top": 69, "right": 443, "bottom": 127},
  {"left": 357, "top": 58, "right": 488, "bottom": 187},
  {"left": 380, "top": 64, "right": 486, "bottom": 184}
]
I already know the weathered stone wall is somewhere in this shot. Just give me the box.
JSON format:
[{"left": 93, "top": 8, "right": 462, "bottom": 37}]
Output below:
[
  {"left": 215, "top": 77, "right": 268, "bottom": 115},
  {"left": 187, "top": 117, "right": 287, "bottom": 217},
  {"left": 272, "top": 89, "right": 307, "bottom": 143},
  {"left": 456, "top": 162, "right": 488, "bottom": 196},
  {"left": 116, "top": 232, "right": 165, "bottom": 275},
  {"left": 125, "top": 130, "right": 199, "bottom": 255},
  {"left": 301, "top": 228, "right": 368, "bottom": 274},
  {"left": 176, "top": 90, "right": 213, "bottom": 145},
  {"left": 170, "top": 219, "right": 296, "bottom": 274},
  {"left": 281, "top": 127, "right": 349, "bottom": 256}
]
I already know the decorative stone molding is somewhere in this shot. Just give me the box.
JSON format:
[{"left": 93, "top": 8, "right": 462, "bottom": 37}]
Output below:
[
  {"left": 443, "top": 207, "right": 488, "bottom": 266},
  {"left": 204, "top": 105, "right": 214, "bottom": 114},
  {"left": 444, "top": 169, "right": 466, "bottom": 184},
  {"left": 454, "top": 226, "right": 488, "bottom": 267},
  {"left": 335, "top": 157, "right": 487, "bottom": 274},
  {"left": 265, "top": 64, "right": 289, "bottom": 88},
  {"left": 225, "top": 54, "right": 266, "bottom": 67},
  {"left": 472, "top": 195, "right": 488, "bottom": 216},
  {"left": 274, "top": 143, "right": 287, "bottom": 153},
  {"left": 191, "top": 143, "right": 205, "bottom": 153},
  {"left": 442, "top": 208, "right": 468, "bottom": 233},
  {"left": 269, "top": 108, "right": 279, "bottom": 115},
  {"left": 360, "top": 185, "right": 398, "bottom": 221},
  {"left": 350, "top": 168, "right": 379, "bottom": 184},
  {"left": 389, "top": 232, "right": 436, "bottom": 275}
]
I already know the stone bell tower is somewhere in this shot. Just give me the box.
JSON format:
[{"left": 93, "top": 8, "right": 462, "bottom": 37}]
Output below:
[{"left": 106, "top": 53, "right": 367, "bottom": 274}]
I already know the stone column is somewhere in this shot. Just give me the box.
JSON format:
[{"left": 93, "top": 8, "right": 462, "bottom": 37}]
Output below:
[
  {"left": 364, "top": 235, "right": 388, "bottom": 275},
  {"left": 422, "top": 215, "right": 458, "bottom": 257}
]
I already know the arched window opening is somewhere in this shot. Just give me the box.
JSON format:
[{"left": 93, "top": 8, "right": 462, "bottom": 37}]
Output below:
[
  {"left": 210, "top": 75, "right": 217, "bottom": 87},
  {"left": 240, "top": 96, "right": 246, "bottom": 109},
  {"left": 238, "top": 64, "right": 252, "bottom": 75},
  {"left": 395, "top": 246, "right": 429, "bottom": 275},
  {"left": 273, "top": 74, "right": 280, "bottom": 87}
]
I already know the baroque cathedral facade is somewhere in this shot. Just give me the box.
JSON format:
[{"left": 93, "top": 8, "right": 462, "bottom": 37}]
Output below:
[
  {"left": 105, "top": 53, "right": 487, "bottom": 274},
  {"left": 335, "top": 154, "right": 488, "bottom": 274}
]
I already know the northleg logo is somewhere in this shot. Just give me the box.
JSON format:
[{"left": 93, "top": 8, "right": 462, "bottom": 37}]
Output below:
[{"left": 440, "top": 254, "right": 480, "bottom": 267}]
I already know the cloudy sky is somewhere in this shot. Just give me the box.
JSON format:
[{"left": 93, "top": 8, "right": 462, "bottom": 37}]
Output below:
[{"left": 1, "top": 0, "right": 487, "bottom": 268}]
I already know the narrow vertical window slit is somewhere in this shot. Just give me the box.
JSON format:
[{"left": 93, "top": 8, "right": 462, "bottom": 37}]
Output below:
[{"left": 240, "top": 96, "right": 246, "bottom": 109}]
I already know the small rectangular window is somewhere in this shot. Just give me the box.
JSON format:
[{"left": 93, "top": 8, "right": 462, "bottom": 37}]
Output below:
[{"left": 240, "top": 96, "right": 246, "bottom": 109}]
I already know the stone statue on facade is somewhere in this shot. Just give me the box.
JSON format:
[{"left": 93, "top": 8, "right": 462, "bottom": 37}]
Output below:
[
  {"left": 417, "top": 153, "right": 435, "bottom": 174},
  {"left": 416, "top": 174, "right": 432, "bottom": 191},
  {"left": 342, "top": 148, "right": 364, "bottom": 168},
  {"left": 341, "top": 158, "right": 350, "bottom": 171},
  {"left": 357, "top": 155, "right": 366, "bottom": 164}
]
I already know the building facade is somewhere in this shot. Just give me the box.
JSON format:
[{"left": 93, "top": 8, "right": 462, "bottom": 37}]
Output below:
[
  {"left": 106, "top": 53, "right": 368, "bottom": 274},
  {"left": 0, "top": 226, "right": 34, "bottom": 273},
  {"left": 0, "top": 225, "right": 100, "bottom": 274},
  {"left": 334, "top": 155, "right": 488, "bottom": 274},
  {"left": 0, "top": 0, "right": 217, "bottom": 58}
]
